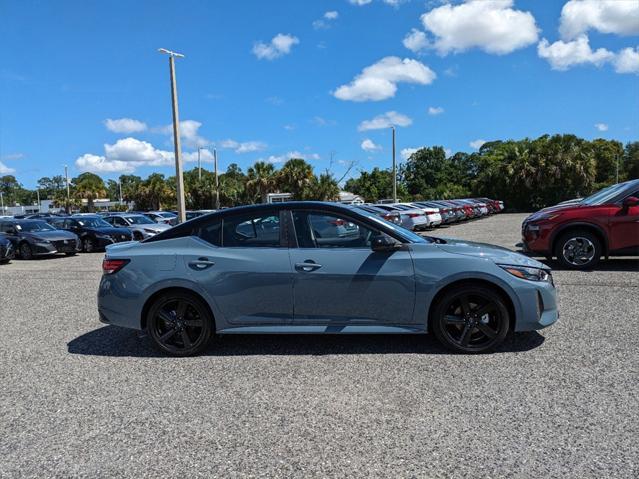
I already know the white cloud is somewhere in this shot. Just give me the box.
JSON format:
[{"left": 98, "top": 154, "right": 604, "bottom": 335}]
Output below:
[
  {"left": 470, "top": 139, "right": 486, "bottom": 149},
  {"left": 537, "top": 35, "right": 614, "bottom": 71},
  {"left": 283, "top": 124, "right": 296, "bottom": 131},
  {"left": 1, "top": 153, "right": 24, "bottom": 161},
  {"left": 312, "top": 116, "right": 336, "bottom": 127},
  {"left": 614, "top": 46, "right": 639, "bottom": 74},
  {"left": 252, "top": 34, "right": 299, "bottom": 60},
  {"left": 156, "top": 120, "right": 210, "bottom": 148},
  {"left": 314, "top": 10, "right": 339, "bottom": 29},
  {"left": 325, "top": 11, "right": 339, "bottom": 20},
  {"left": 333, "top": 56, "right": 436, "bottom": 102},
  {"left": 559, "top": 0, "right": 639, "bottom": 40},
  {"left": 349, "top": 0, "right": 404, "bottom": 6},
  {"left": 262, "top": 151, "right": 320, "bottom": 164},
  {"left": 358, "top": 111, "right": 412, "bottom": 131},
  {"left": 0, "top": 160, "right": 16, "bottom": 174},
  {"left": 349, "top": 0, "right": 372, "bottom": 5},
  {"left": 428, "top": 106, "right": 444, "bottom": 116},
  {"left": 361, "top": 139, "right": 382, "bottom": 152},
  {"left": 75, "top": 154, "right": 136, "bottom": 174},
  {"left": 403, "top": 28, "right": 428, "bottom": 53},
  {"left": 594, "top": 123, "right": 609, "bottom": 132},
  {"left": 420, "top": 0, "right": 539, "bottom": 55},
  {"left": 400, "top": 148, "right": 419, "bottom": 160},
  {"left": 104, "top": 118, "right": 147, "bottom": 134},
  {"left": 219, "top": 139, "right": 267, "bottom": 154}
]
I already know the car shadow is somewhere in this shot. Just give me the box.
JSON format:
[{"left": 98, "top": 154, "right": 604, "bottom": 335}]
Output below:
[
  {"left": 529, "top": 256, "right": 639, "bottom": 272},
  {"left": 67, "top": 326, "right": 545, "bottom": 358}
]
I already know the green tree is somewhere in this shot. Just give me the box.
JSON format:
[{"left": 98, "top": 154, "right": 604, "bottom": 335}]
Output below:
[
  {"left": 344, "top": 167, "right": 406, "bottom": 202},
  {"left": 218, "top": 163, "right": 248, "bottom": 206},
  {"left": 73, "top": 172, "right": 106, "bottom": 212},
  {"left": 592, "top": 139, "right": 624, "bottom": 186},
  {"left": 246, "top": 161, "right": 277, "bottom": 203},
  {"left": 277, "top": 158, "right": 314, "bottom": 200},
  {"left": 308, "top": 171, "right": 340, "bottom": 201},
  {"left": 623, "top": 142, "right": 639, "bottom": 180}
]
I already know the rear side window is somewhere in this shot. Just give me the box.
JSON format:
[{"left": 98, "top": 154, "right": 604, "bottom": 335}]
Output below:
[
  {"left": 293, "top": 211, "right": 377, "bottom": 249},
  {"left": 222, "top": 212, "right": 280, "bottom": 247},
  {"left": 198, "top": 220, "right": 222, "bottom": 246}
]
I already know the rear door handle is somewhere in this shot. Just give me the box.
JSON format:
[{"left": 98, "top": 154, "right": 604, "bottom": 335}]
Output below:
[
  {"left": 188, "top": 257, "right": 215, "bottom": 270},
  {"left": 295, "top": 261, "right": 322, "bottom": 272}
]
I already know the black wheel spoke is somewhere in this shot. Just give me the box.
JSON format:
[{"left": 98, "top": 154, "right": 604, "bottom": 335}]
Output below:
[
  {"left": 474, "top": 302, "right": 496, "bottom": 317},
  {"left": 475, "top": 322, "right": 497, "bottom": 339},
  {"left": 176, "top": 301, "right": 188, "bottom": 319},
  {"left": 459, "top": 295, "right": 471, "bottom": 316},
  {"left": 444, "top": 314, "right": 464, "bottom": 324},
  {"left": 459, "top": 324, "right": 473, "bottom": 346},
  {"left": 181, "top": 330, "right": 192, "bottom": 348},
  {"left": 159, "top": 327, "right": 177, "bottom": 342},
  {"left": 158, "top": 310, "right": 174, "bottom": 324},
  {"left": 184, "top": 319, "right": 203, "bottom": 327}
]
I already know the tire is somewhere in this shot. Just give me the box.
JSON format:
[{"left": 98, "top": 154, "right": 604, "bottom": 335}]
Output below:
[
  {"left": 65, "top": 252, "right": 77, "bottom": 256},
  {"left": 431, "top": 285, "right": 510, "bottom": 353},
  {"left": 82, "top": 237, "right": 95, "bottom": 253},
  {"left": 555, "top": 229, "right": 601, "bottom": 270},
  {"left": 133, "top": 231, "right": 143, "bottom": 241},
  {"left": 19, "top": 242, "right": 33, "bottom": 260},
  {"left": 146, "top": 291, "right": 213, "bottom": 356}
]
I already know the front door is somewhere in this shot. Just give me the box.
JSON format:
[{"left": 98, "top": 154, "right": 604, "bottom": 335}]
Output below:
[
  {"left": 609, "top": 189, "right": 639, "bottom": 252},
  {"left": 288, "top": 210, "right": 415, "bottom": 326}
]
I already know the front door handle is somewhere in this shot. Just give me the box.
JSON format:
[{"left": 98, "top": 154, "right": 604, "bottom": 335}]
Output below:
[
  {"left": 188, "top": 257, "right": 215, "bottom": 270},
  {"left": 295, "top": 261, "right": 322, "bottom": 272}
]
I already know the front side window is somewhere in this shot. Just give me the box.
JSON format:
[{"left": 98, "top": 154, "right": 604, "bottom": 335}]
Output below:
[
  {"left": 223, "top": 212, "right": 280, "bottom": 247},
  {"left": 293, "top": 211, "right": 376, "bottom": 249}
]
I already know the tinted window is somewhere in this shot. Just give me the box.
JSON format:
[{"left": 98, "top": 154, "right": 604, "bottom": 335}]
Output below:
[
  {"left": 223, "top": 212, "right": 280, "bottom": 247},
  {"left": 198, "top": 219, "right": 222, "bottom": 246},
  {"left": 293, "top": 211, "right": 376, "bottom": 249}
]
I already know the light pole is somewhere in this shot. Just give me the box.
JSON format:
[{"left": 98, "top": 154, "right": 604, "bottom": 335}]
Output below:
[
  {"left": 118, "top": 180, "right": 123, "bottom": 206},
  {"left": 36, "top": 188, "right": 40, "bottom": 211},
  {"left": 0, "top": 191, "right": 4, "bottom": 214},
  {"left": 214, "top": 148, "right": 220, "bottom": 210},
  {"left": 159, "top": 48, "right": 187, "bottom": 223},
  {"left": 64, "top": 165, "right": 70, "bottom": 213},
  {"left": 391, "top": 126, "right": 397, "bottom": 203},
  {"left": 197, "top": 147, "right": 204, "bottom": 181}
]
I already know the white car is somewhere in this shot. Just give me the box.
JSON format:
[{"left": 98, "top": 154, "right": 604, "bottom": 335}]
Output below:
[{"left": 373, "top": 204, "right": 429, "bottom": 231}]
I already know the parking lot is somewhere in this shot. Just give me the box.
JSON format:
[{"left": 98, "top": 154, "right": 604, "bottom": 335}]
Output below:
[{"left": 1, "top": 213, "right": 637, "bottom": 478}]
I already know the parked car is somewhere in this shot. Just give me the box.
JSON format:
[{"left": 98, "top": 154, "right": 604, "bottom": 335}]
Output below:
[
  {"left": 0, "top": 219, "right": 80, "bottom": 259},
  {"left": 0, "top": 233, "right": 14, "bottom": 263},
  {"left": 103, "top": 213, "right": 172, "bottom": 240},
  {"left": 521, "top": 179, "right": 639, "bottom": 269},
  {"left": 98, "top": 201, "right": 558, "bottom": 356},
  {"left": 356, "top": 205, "right": 402, "bottom": 226},
  {"left": 139, "top": 211, "right": 178, "bottom": 226},
  {"left": 48, "top": 216, "right": 132, "bottom": 252},
  {"left": 394, "top": 203, "right": 443, "bottom": 228},
  {"left": 373, "top": 204, "right": 429, "bottom": 231}
]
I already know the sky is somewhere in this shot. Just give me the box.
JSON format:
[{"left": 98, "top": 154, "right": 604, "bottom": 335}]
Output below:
[{"left": 1, "top": 0, "right": 638, "bottom": 188}]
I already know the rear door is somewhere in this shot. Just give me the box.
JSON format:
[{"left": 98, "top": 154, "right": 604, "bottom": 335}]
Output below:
[
  {"left": 288, "top": 209, "right": 415, "bottom": 326},
  {"left": 609, "top": 188, "right": 639, "bottom": 252},
  {"left": 184, "top": 210, "right": 294, "bottom": 326}
]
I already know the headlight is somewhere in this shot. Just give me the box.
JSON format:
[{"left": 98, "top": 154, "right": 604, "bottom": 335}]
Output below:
[
  {"left": 95, "top": 233, "right": 110, "bottom": 239},
  {"left": 35, "top": 241, "right": 51, "bottom": 247},
  {"left": 143, "top": 228, "right": 158, "bottom": 234},
  {"left": 498, "top": 264, "right": 553, "bottom": 285}
]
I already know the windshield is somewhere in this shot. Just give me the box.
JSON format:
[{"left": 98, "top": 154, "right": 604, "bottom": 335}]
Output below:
[
  {"left": 580, "top": 183, "right": 628, "bottom": 205},
  {"left": 353, "top": 207, "right": 428, "bottom": 243},
  {"left": 157, "top": 212, "right": 176, "bottom": 218},
  {"left": 125, "top": 215, "right": 155, "bottom": 225},
  {"left": 77, "top": 217, "right": 112, "bottom": 228},
  {"left": 16, "top": 221, "right": 55, "bottom": 232}
]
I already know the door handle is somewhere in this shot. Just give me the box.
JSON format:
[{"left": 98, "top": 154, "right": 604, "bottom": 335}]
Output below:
[
  {"left": 295, "top": 261, "right": 322, "bottom": 272},
  {"left": 188, "top": 257, "right": 215, "bottom": 270}
]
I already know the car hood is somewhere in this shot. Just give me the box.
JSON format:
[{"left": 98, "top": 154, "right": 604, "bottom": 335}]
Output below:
[
  {"left": 525, "top": 203, "right": 584, "bottom": 221},
  {"left": 433, "top": 238, "right": 548, "bottom": 269},
  {"left": 129, "top": 223, "right": 171, "bottom": 233},
  {"left": 25, "top": 230, "right": 78, "bottom": 242}
]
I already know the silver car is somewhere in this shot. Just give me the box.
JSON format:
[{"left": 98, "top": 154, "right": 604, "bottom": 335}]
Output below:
[{"left": 104, "top": 214, "right": 172, "bottom": 240}]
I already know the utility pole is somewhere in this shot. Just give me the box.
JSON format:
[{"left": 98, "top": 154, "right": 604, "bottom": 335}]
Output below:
[
  {"left": 197, "top": 147, "right": 203, "bottom": 181},
  {"left": 214, "top": 148, "right": 220, "bottom": 210},
  {"left": 118, "top": 180, "right": 123, "bottom": 205},
  {"left": 0, "top": 191, "right": 4, "bottom": 214},
  {"left": 36, "top": 188, "right": 40, "bottom": 212},
  {"left": 159, "top": 48, "right": 186, "bottom": 223},
  {"left": 616, "top": 154, "right": 619, "bottom": 184},
  {"left": 64, "top": 165, "right": 70, "bottom": 214},
  {"left": 391, "top": 126, "right": 397, "bottom": 203}
]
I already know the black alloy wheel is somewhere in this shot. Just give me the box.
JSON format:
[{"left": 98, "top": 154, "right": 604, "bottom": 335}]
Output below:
[
  {"left": 431, "top": 285, "right": 510, "bottom": 353},
  {"left": 83, "top": 237, "right": 95, "bottom": 253},
  {"left": 20, "top": 242, "right": 33, "bottom": 260},
  {"left": 147, "top": 292, "right": 213, "bottom": 356}
]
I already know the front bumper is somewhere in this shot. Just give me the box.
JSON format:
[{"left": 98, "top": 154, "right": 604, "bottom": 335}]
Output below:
[
  {"left": 513, "top": 279, "right": 559, "bottom": 332},
  {"left": 521, "top": 220, "right": 553, "bottom": 254}
]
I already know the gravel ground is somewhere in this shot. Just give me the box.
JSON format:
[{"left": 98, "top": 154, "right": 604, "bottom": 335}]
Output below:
[{"left": 0, "top": 213, "right": 638, "bottom": 478}]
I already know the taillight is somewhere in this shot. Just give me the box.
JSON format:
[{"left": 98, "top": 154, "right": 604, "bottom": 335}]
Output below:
[
  {"left": 102, "top": 258, "right": 130, "bottom": 275},
  {"left": 407, "top": 213, "right": 422, "bottom": 218}
]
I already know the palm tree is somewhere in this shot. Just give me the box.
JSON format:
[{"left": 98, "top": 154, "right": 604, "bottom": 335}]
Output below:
[
  {"left": 309, "top": 172, "right": 340, "bottom": 201},
  {"left": 277, "top": 158, "right": 314, "bottom": 200},
  {"left": 73, "top": 173, "right": 106, "bottom": 212},
  {"left": 246, "top": 161, "right": 277, "bottom": 203}
]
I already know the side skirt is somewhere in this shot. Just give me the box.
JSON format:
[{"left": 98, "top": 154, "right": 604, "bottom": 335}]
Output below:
[{"left": 217, "top": 325, "right": 427, "bottom": 335}]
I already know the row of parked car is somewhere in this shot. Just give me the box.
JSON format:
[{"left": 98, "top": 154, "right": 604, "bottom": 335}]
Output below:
[{"left": 357, "top": 198, "right": 504, "bottom": 232}]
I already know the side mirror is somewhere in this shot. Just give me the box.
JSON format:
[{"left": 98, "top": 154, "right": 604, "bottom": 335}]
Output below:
[
  {"left": 371, "top": 234, "right": 400, "bottom": 252},
  {"left": 623, "top": 196, "right": 639, "bottom": 208}
]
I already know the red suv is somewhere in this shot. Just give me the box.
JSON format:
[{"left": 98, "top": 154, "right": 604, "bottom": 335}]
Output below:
[{"left": 522, "top": 179, "right": 639, "bottom": 269}]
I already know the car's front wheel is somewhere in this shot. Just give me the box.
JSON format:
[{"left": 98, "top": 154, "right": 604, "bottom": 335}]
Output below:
[
  {"left": 555, "top": 230, "right": 601, "bottom": 270},
  {"left": 82, "top": 237, "right": 95, "bottom": 253},
  {"left": 19, "top": 242, "right": 33, "bottom": 260},
  {"left": 147, "top": 291, "right": 213, "bottom": 356},
  {"left": 431, "top": 285, "right": 510, "bottom": 353}
]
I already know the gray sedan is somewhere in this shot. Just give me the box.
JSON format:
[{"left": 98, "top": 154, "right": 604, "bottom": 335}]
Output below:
[
  {"left": 98, "top": 202, "right": 558, "bottom": 356},
  {"left": 103, "top": 214, "right": 172, "bottom": 240}
]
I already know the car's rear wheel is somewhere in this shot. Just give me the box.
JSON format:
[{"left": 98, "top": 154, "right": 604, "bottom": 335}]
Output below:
[
  {"left": 19, "top": 242, "right": 33, "bottom": 260},
  {"left": 555, "top": 230, "right": 601, "bottom": 270},
  {"left": 147, "top": 291, "right": 213, "bottom": 356},
  {"left": 431, "top": 285, "right": 510, "bottom": 353},
  {"left": 82, "top": 237, "right": 95, "bottom": 253},
  {"left": 65, "top": 252, "right": 77, "bottom": 256}
]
